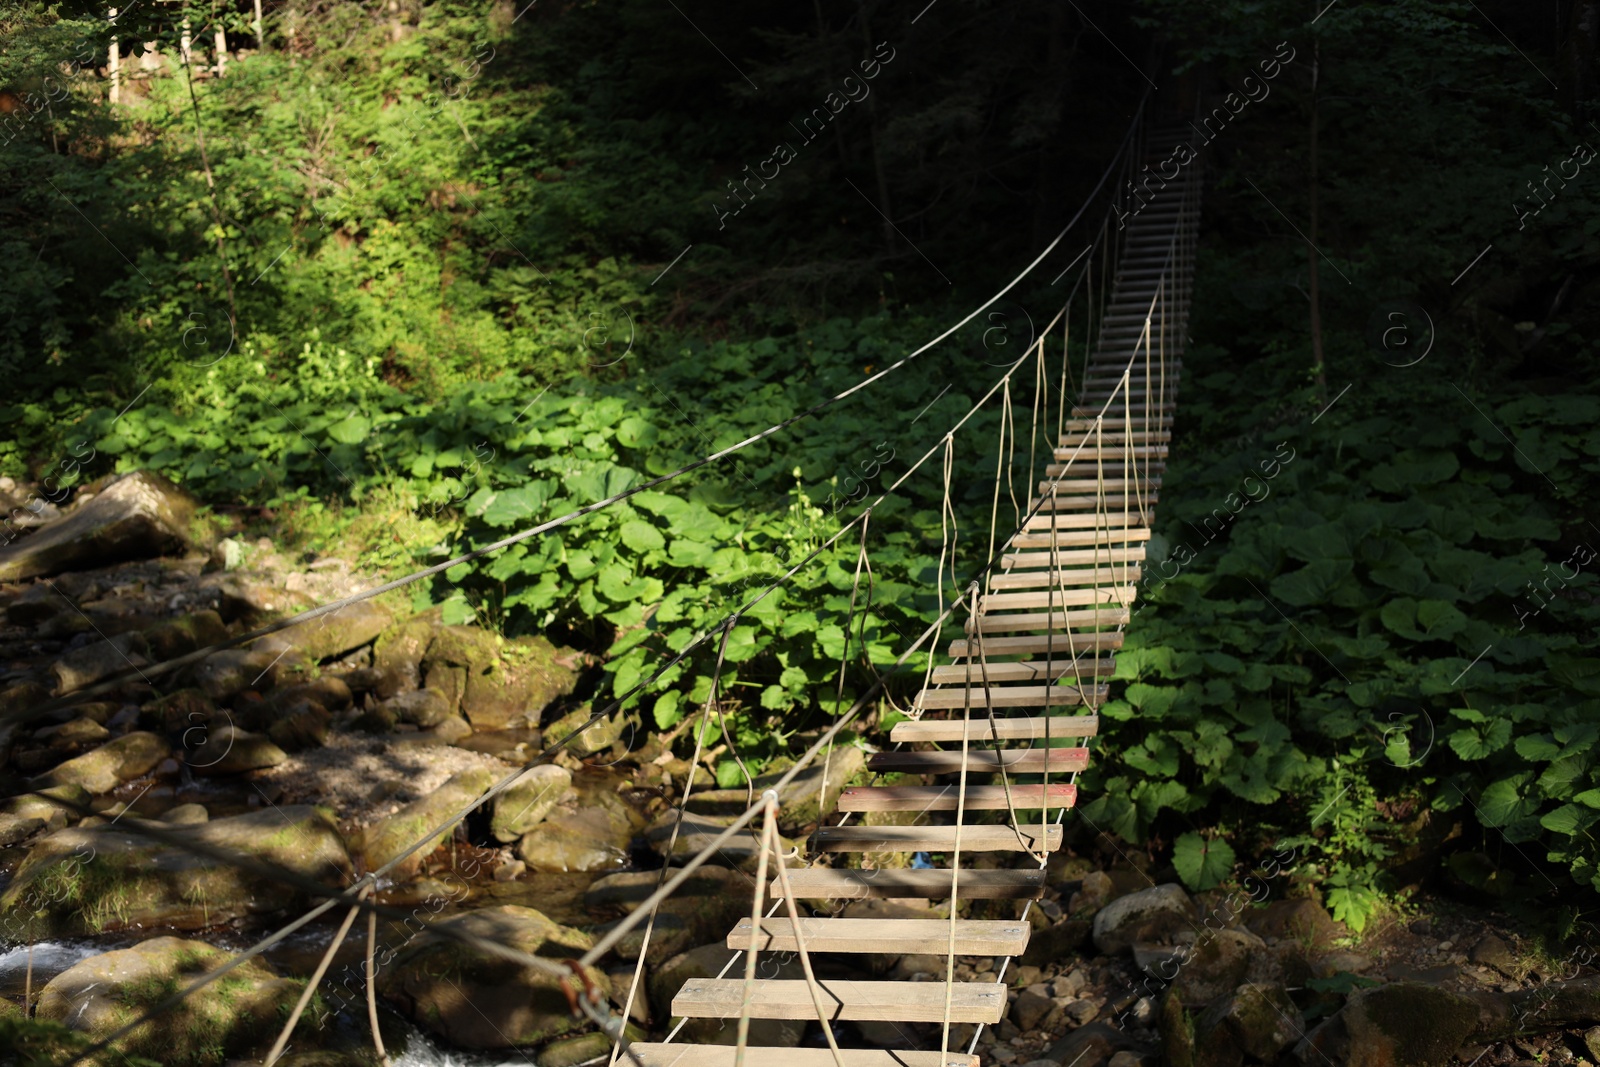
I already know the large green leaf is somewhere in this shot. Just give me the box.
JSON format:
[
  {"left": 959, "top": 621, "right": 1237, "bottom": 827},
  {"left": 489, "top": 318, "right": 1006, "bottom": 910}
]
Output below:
[{"left": 1172, "top": 832, "right": 1236, "bottom": 891}]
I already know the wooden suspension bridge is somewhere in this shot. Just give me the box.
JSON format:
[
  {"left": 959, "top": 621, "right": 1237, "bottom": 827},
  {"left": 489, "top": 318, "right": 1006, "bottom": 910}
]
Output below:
[{"left": 626, "top": 120, "right": 1201, "bottom": 1067}]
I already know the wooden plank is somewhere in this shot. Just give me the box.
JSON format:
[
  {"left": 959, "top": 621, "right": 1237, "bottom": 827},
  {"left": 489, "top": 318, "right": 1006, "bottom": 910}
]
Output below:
[
  {"left": 771, "top": 867, "right": 1046, "bottom": 900},
  {"left": 1028, "top": 494, "right": 1157, "bottom": 512},
  {"left": 1007, "top": 529, "right": 1151, "bottom": 549},
  {"left": 979, "top": 587, "right": 1134, "bottom": 610},
  {"left": 810, "top": 823, "right": 1063, "bottom": 853},
  {"left": 672, "top": 978, "right": 1007, "bottom": 1024},
  {"left": 726, "top": 917, "right": 1031, "bottom": 956},
  {"left": 1036, "top": 478, "right": 1161, "bottom": 494},
  {"left": 965, "top": 607, "right": 1128, "bottom": 634},
  {"left": 866, "top": 748, "right": 1089, "bottom": 774},
  {"left": 928, "top": 657, "right": 1115, "bottom": 684},
  {"left": 987, "top": 568, "right": 1140, "bottom": 591},
  {"left": 631, "top": 1046, "right": 978, "bottom": 1067},
  {"left": 914, "top": 682, "right": 1107, "bottom": 709},
  {"left": 948, "top": 632, "right": 1124, "bottom": 657},
  {"left": 1003, "top": 546, "right": 1145, "bottom": 568},
  {"left": 1021, "top": 510, "right": 1151, "bottom": 528},
  {"left": 836, "top": 782, "right": 1078, "bottom": 812},
  {"left": 892, "top": 713, "right": 1098, "bottom": 742}
]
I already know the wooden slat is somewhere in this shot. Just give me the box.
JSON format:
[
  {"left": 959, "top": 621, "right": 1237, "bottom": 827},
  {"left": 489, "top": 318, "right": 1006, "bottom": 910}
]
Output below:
[
  {"left": 979, "top": 587, "right": 1133, "bottom": 610},
  {"left": 987, "top": 566, "right": 1140, "bottom": 590},
  {"left": 964, "top": 607, "right": 1129, "bottom": 634},
  {"left": 1027, "top": 494, "right": 1156, "bottom": 512},
  {"left": 914, "top": 683, "right": 1106, "bottom": 709},
  {"left": 810, "top": 823, "right": 1063, "bottom": 853},
  {"left": 928, "top": 657, "right": 1114, "bottom": 684},
  {"left": 771, "top": 867, "right": 1046, "bottom": 900},
  {"left": 1036, "top": 477, "right": 1161, "bottom": 493},
  {"left": 727, "top": 917, "right": 1030, "bottom": 955},
  {"left": 892, "top": 713, "right": 1098, "bottom": 742},
  {"left": 947, "top": 632, "right": 1124, "bottom": 657},
  {"left": 866, "top": 748, "right": 1089, "bottom": 774},
  {"left": 836, "top": 782, "right": 1078, "bottom": 812},
  {"left": 1003, "top": 546, "right": 1145, "bottom": 568},
  {"left": 631, "top": 1047, "right": 978, "bottom": 1067},
  {"left": 672, "top": 978, "right": 1007, "bottom": 1024},
  {"left": 1008, "top": 529, "right": 1150, "bottom": 549}
]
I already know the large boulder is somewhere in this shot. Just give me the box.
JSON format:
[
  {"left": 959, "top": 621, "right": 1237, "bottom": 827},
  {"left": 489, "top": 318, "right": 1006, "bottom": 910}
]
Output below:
[
  {"left": 491, "top": 764, "right": 573, "bottom": 842},
  {"left": 518, "top": 789, "right": 640, "bottom": 874},
  {"left": 50, "top": 631, "right": 151, "bottom": 694},
  {"left": 0, "top": 471, "right": 194, "bottom": 582},
  {"left": 33, "top": 730, "right": 170, "bottom": 794},
  {"left": 261, "top": 599, "right": 392, "bottom": 664},
  {"left": 382, "top": 904, "right": 608, "bottom": 1049},
  {"left": 143, "top": 609, "right": 230, "bottom": 662},
  {"left": 1292, "top": 982, "right": 1482, "bottom": 1067},
  {"left": 357, "top": 767, "right": 495, "bottom": 878},
  {"left": 35, "top": 936, "right": 305, "bottom": 1066},
  {"left": 187, "top": 722, "right": 289, "bottom": 775},
  {"left": 190, "top": 648, "right": 282, "bottom": 701},
  {"left": 1093, "top": 882, "right": 1198, "bottom": 955},
  {"left": 0, "top": 805, "right": 351, "bottom": 938},
  {"left": 423, "top": 626, "right": 578, "bottom": 730},
  {"left": 372, "top": 611, "right": 441, "bottom": 696},
  {"left": 1188, "top": 982, "right": 1303, "bottom": 1066},
  {"left": 1169, "top": 929, "right": 1268, "bottom": 1008}
]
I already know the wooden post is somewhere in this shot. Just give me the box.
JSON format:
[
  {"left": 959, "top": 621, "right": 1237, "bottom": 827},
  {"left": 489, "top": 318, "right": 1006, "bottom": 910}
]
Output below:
[
  {"left": 180, "top": 18, "right": 192, "bottom": 67},
  {"left": 253, "top": 0, "right": 263, "bottom": 49},
  {"left": 108, "top": 7, "right": 121, "bottom": 103},
  {"left": 213, "top": 24, "right": 227, "bottom": 76}
]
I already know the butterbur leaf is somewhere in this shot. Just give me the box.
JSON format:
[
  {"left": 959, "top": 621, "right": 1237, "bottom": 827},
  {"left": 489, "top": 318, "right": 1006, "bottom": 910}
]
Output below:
[
  {"left": 325, "top": 413, "right": 371, "bottom": 444},
  {"left": 1448, "top": 720, "right": 1511, "bottom": 759},
  {"left": 1172, "top": 831, "right": 1235, "bottom": 891},
  {"left": 620, "top": 520, "right": 665, "bottom": 552}
]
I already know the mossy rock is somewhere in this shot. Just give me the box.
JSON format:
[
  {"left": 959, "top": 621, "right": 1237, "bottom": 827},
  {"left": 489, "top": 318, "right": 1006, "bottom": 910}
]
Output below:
[
  {"left": 1340, "top": 982, "right": 1482, "bottom": 1067},
  {"left": 424, "top": 627, "right": 578, "bottom": 730},
  {"left": 267, "top": 599, "right": 392, "bottom": 663},
  {"left": 0, "top": 805, "right": 350, "bottom": 938},
  {"left": 491, "top": 764, "right": 573, "bottom": 842},
  {"left": 35, "top": 936, "right": 308, "bottom": 1066},
  {"left": 382, "top": 904, "right": 607, "bottom": 1049},
  {"left": 544, "top": 704, "right": 625, "bottom": 756},
  {"left": 143, "top": 610, "right": 229, "bottom": 662},
  {"left": 34, "top": 731, "right": 170, "bottom": 795},
  {"left": 140, "top": 688, "right": 218, "bottom": 734},
  {"left": 371, "top": 609, "right": 442, "bottom": 696},
  {"left": 357, "top": 767, "right": 495, "bottom": 878}
]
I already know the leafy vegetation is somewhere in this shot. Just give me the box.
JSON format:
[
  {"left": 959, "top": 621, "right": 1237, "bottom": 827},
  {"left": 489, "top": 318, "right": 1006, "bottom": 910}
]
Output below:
[{"left": 3, "top": 0, "right": 1600, "bottom": 931}]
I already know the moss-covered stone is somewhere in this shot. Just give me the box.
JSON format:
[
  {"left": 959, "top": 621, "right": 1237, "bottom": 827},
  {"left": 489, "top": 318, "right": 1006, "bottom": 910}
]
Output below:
[
  {"left": 357, "top": 767, "right": 495, "bottom": 878},
  {"left": 0, "top": 805, "right": 350, "bottom": 938},
  {"left": 35, "top": 731, "right": 170, "bottom": 794},
  {"left": 1340, "top": 982, "right": 1482, "bottom": 1067},
  {"left": 372, "top": 610, "right": 441, "bottom": 697},
  {"left": 35, "top": 936, "right": 306, "bottom": 1066},
  {"left": 382, "top": 905, "right": 607, "bottom": 1049},
  {"left": 492, "top": 764, "right": 573, "bottom": 842},
  {"left": 143, "top": 610, "right": 229, "bottom": 662},
  {"left": 422, "top": 627, "right": 579, "bottom": 730}
]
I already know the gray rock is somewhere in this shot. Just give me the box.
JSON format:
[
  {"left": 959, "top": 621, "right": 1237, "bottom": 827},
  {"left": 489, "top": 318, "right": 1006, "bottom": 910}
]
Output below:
[
  {"left": 264, "top": 599, "right": 392, "bottom": 663},
  {"left": 0, "top": 471, "right": 194, "bottom": 582},
  {"left": 1193, "top": 982, "right": 1302, "bottom": 1063},
  {"left": 1244, "top": 897, "right": 1341, "bottom": 944},
  {"left": 1468, "top": 933, "right": 1517, "bottom": 974},
  {"left": 1291, "top": 982, "right": 1480, "bottom": 1067},
  {"left": 423, "top": 626, "right": 578, "bottom": 730},
  {"left": 1093, "top": 883, "right": 1197, "bottom": 955},
  {"left": 34, "top": 730, "right": 170, "bottom": 794},
  {"left": 491, "top": 764, "right": 573, "bottom": 842},
  {"left": 143, "top": 609, "right": 229, "bottom": 662},
  {"left": 382, "top": 904, "right": 607, "bottom": 1049},
  {"left": 188, "top": 722, "right": 288, "bottom": 775},
  {"left": 50, "top": 631, "right": 150, "bottom": 694},
  {"left": 1013, "top": 989, "right": 1057, "bottom": 1030},
  {"left": 358, "top": 767, "right": 495, "bottom": 879},
  {"left": 36, "top": 936, "right": 301, "bottom": 1063},
  {"left": 519, "top": 795, "right": 636, "bottom": 874},
  {"left": 191, "top": 648, "right": 282, "bottom": 700},
  {"left": 1171, "top": 929, "right": 1266, "bottom": 1008},
  {"left": 161, "top": 802, "right": 209, "bottom": 824},
  {"left": 383, "top": 687, "right": 454, "bottom": 728}
]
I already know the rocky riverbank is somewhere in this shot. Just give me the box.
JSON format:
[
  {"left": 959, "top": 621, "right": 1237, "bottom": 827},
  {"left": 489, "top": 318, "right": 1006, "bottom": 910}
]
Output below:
[{"left": 1, "top": 472, "right": 1598, "bottom": 1067}]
